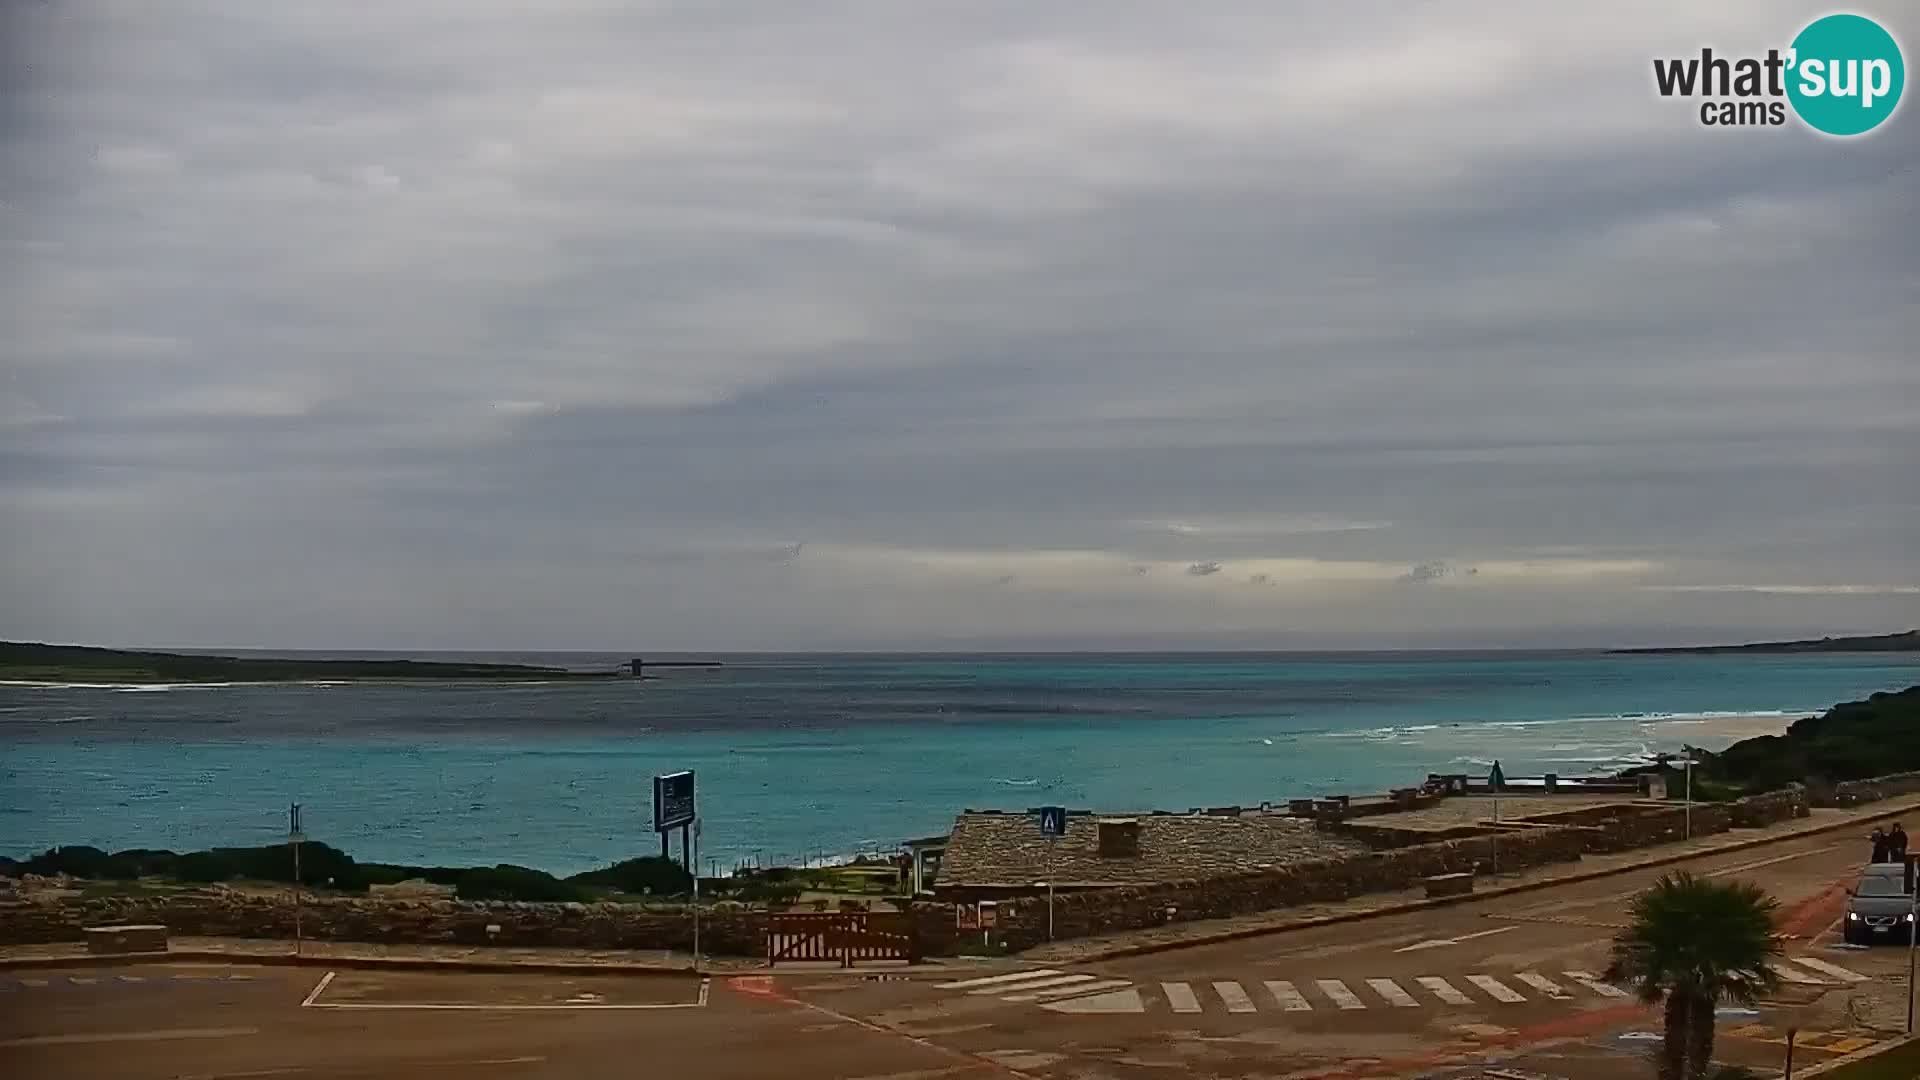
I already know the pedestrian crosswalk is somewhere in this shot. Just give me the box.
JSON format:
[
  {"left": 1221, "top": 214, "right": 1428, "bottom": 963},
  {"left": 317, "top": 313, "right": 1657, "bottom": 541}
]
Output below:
[{"left": 934, "top": 954, "right": 1868, "bottom": 1016}]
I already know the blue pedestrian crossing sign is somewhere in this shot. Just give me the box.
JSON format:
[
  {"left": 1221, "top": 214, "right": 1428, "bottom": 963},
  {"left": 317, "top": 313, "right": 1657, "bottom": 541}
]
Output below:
[{"left": 1038, "top": 806, "right": 1067, "bottom": 837}]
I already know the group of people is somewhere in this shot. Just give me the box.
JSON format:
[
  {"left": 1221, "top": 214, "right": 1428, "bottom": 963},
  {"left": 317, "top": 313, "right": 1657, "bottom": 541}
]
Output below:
[{"left": 1871, "top": 822, "right": 1909, "bottom": 863}]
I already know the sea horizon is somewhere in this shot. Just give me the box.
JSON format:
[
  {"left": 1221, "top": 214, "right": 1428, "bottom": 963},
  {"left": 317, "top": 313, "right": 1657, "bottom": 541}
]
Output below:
[{"left": 5, "top": 650, "right": 1916, "bottom": 875}]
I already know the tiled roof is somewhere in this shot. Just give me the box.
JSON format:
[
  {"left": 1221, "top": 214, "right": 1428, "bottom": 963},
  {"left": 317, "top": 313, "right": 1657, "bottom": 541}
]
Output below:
[{"left": 937, "top": 811, "right": 1369, "bottom": 889}]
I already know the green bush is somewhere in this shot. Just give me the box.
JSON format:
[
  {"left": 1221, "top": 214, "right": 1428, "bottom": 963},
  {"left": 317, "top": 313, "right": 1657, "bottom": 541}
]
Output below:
[
  {"left": 1708, "top": 685, "right": 1920, "bottom": 792},
  {"left": 454, "top": 864, "right": 586, "bottom": 902},
  {"left": 566, "top": 856, "right": 691, "bottom": 896}
]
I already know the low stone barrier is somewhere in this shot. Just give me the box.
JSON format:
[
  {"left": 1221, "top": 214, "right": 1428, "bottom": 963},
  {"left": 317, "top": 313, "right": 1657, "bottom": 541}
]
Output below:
[
  {"left": 974, "top": 827, "right": 1588, "bottom": 952},
  {"left": 0, "top": 893, "right": 768, "bottom": 955},
  {"left": 1832, "top": 770, "right": 1920, "bottom": 807}
]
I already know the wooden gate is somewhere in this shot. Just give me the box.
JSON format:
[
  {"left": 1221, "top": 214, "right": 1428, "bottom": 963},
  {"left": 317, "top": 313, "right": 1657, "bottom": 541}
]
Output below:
[{"left": 767, "top": 912, "right": 918, "bottom": 967}]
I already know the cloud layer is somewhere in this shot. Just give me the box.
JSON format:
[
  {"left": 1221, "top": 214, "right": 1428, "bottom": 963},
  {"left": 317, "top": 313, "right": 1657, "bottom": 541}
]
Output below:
[{"left": 2, "top": 1, "right": 1916, "bottom": 649}]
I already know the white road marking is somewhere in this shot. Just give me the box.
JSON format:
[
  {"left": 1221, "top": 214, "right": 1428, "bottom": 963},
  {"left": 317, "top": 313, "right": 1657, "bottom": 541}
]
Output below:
[
  {"left": 116, "top": 975, "right": 146, "bottom": 984},
  {"left": 1564, "top": 971, "right": 1630, "bottom": 998},
  {"left": 299, "top": 972, "right": 708, "bottom": 1011},
  {"left": 1004, "top": 979, "right": 1133, "bottom": 1002},
  {"left": 1366, "top": 978, "right": 1420, "bottom": 1007},
  {"left": 1787, "top": 957, "right": 1869, "bottom": 983},
  {"left": 969, "top": 974, "right": 1094, "bottom": 996},
  {"left": 67, "top": 976, "right": 98, "bottom": 985},
  {"left": 1162, "top": 982, "right": 1202, "bottom": 1013},
  {"left": 1213, "top": 981, "right": 1257, "bottom": 1013},
  {"left": 0, "top": 1027, "right": 259, "bottom": 1048},
  {"left": 937, "top": 970, "right": 1063, "bottom": 990},
  {"left": 1514, "top": 972, "right": 1571, "bottom": 999},
  {"left": 1416, "top": 976, "right": 1474, "bottom": 1005},
  {"left": 300, "top": 971, "right": 336, "bottom": 1007},
  {"left": 1041, "top": 988, "right": 1144, "bottom": 1014},
  {"left": 1394, "top": 926, "right": 1520, "bottom": 953},
  {"left": 1316, "top": 979, "right": 1366, "bottom": 1010},
  {"left": 1466, "top": 974, "right": 1527, "bottom": 1003},
  {"left": 1772, "top": 963, "right": 1827, "bottom": 985},
  {"left": 1265, "top": 980, "right": 1313, "bottom": 1011},
  {"left": 20, "top": 978, "right": 48, "bottom": 988}
]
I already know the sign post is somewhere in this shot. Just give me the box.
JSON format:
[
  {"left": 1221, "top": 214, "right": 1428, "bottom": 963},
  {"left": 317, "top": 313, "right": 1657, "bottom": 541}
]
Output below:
[
  {"left": 288, "top": 803, "right": 305, "bottom": 957},
  {"left": 1488, "top": 762, "right": 1504, "bottom": 876},
  {"left": 1038, "top": 806, "right": 1066, "bottom": 942},
  {"left": 692, "top": 816, "right": 702, "bottom": 974},
  {"left": 653, "top": 772, "right": 698, "bottom": 972}
]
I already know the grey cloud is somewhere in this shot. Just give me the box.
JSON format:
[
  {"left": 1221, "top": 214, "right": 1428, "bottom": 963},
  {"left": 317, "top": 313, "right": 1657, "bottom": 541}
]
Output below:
[{"left": 2, "top": 1, "right": 1916, "bottom": 649}]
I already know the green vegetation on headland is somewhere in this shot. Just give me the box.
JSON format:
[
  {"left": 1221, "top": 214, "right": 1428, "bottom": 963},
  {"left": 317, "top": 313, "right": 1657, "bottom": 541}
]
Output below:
[
  {"left": 1613, "top": 629, "right": 1919, "bottom": 654},
  {"left": 0, "top": 842, "right": 902, "bottom": 907},
  {"left": 1647, "top": 684, "right": 1920, "bottom": 797},
  {"left": 0, "top": 641, "right": 624, "bottom": 683}
]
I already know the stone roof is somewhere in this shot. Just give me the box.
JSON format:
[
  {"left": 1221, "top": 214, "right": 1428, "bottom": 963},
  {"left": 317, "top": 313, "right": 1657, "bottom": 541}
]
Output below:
[{"left": 937, "top": 811, "right": 1369, "bottom": 890}]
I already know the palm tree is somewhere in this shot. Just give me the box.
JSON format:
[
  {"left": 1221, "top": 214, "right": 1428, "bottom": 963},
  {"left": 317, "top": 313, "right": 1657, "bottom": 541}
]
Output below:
[{"left": 1606, "top": 872, "right": 1783, "bottom": 1080}]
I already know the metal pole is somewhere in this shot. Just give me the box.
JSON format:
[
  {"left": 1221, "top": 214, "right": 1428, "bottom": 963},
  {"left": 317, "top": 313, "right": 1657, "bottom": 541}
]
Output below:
[
  {"left": 1046, "top": 836, "right": 1057, "bottom": 942},
  {"left": 692, "top": 819, "right": 702, "bottom": 974},
  {"left": 1908, "top": 875, "right": 1916, "bottom": 1033},
  {"left": 1784, "top": 1029, "right": 1796, "bottom": 1080},
  {"left": 1685, "top": 748, "right": 1694, "bottom": 840},
  {"left": 290, "top": 803, "right": 303, "bottom": 958}
]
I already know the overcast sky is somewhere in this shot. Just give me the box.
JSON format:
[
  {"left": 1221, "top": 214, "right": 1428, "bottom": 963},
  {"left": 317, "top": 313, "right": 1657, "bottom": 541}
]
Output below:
[{"left": 2, "top": 1, "right": 1916, "bottom": 651}]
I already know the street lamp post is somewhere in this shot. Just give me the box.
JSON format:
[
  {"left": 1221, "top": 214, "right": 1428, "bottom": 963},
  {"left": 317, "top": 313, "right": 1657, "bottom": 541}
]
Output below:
[{"left": 1683, "top": 746, "right": 1694, "bottom": 840}]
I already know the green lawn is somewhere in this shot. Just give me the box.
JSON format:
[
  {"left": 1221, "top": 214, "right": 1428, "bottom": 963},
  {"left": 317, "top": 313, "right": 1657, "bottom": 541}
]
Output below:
[{"left": 1820, "top": 1036, "right": 1920, "bottom": 1080}]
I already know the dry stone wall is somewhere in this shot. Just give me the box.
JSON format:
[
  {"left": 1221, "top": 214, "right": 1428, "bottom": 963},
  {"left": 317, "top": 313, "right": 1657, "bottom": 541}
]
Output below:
[
  {"left": 1832, "top": 771, "right": 1920, "bottom": 807},
  {"left": 0, "top": 891, "right": 767, "bottom": 955}
]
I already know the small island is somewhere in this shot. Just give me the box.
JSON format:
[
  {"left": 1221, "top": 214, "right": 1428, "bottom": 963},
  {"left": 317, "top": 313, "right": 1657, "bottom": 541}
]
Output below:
[
  {"left": 1613, "top": 629, "right": 1920, "bottom": 654},
  {"left": 0, "top": 641, "right": 631, "bottom": 684}
]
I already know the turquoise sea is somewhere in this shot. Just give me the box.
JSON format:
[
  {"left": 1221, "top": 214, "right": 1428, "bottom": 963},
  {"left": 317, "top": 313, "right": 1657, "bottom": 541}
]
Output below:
[{"left": 3, "top": 651, "right": 1915, "bottom": 875}]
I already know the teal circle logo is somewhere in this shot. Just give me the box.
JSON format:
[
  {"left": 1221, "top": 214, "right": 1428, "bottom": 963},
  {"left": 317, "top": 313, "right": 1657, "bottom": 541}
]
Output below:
[{"left": 1787, "top": 14, "right": 1905, "bottom": 135}]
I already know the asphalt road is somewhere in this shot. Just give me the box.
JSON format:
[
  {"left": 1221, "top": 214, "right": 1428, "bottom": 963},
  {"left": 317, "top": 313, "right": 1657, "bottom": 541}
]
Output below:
[{"left": 1, "top": 829, "right": 1908, "bottom": 1080}]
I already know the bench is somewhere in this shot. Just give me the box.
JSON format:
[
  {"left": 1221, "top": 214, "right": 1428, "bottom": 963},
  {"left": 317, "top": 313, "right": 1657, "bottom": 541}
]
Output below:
[
  {"left": 84, "top": 924, "right": 169, "bottom": 955},
  {"left": 1424, "top": 873, "right": 1475, "bottom": 899}
]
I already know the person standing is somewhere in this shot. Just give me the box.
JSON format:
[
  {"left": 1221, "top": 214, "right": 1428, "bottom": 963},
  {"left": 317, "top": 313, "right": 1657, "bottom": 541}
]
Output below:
[
  {"left": 1872, "top": 827, "right": 1891, "bottom": 863},
  {"left": 1892, "top": 822, "right": 1910, "bottom": 863}
]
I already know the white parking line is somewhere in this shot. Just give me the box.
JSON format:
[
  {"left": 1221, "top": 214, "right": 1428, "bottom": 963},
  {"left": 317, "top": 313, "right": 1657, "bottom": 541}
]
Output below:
[
  {"left": 1466, "top": 974, "right": 1527, "bottom": 1003},
  {"left": 1772, "top": 963, "right": 1826, "bottom": 985},
  {"left": 1213, "top": 981, "right": 1257, "bottom": 1013},
  {"left": 937, "top": 969, "right": 1062, "bottom": 990},
  {"left": 1265, "top": 980, "right": 1313, "bottom": 1011},
  {"left": 1317, "top": 979, "right": 1366, "bottom": 1010},
  {"left": 1564, "top": 971, "right": 1630, "bottom": 998},
  {"left": 970, "top": 974, "right": 1094, "bottom": 996},
  {"left": 300, "top": 972, "right": 336, "bottom": 1007},
  {"left": 298, "top": 971, "right": 710, "bottom": 1011},
  {"left": 1416, "top": 976, "right": 1474, "bottom": 1005},
  {"left": 1366, "top": 978, "right": 1420, "bottom": 1007},
  {"left": 1787, "top": 957, "right": 1868, "bottom": 983},
  {"left": 1004, "top": 979, "right": 1133, "bottom": 1002},
  {"left": 1514, "top": 972, "right": 1571, "bottom": 999},
  {"left": 1162, "top": 982, "right": 1202, "bottom": 1013}
]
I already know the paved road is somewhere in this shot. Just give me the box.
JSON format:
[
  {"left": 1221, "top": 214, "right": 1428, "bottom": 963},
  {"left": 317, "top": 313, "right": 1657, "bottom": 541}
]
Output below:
[
  {"left": 0, "top": 963, "right": 971, "bottom": 1080},
  {"left": 2, "top": 830, "right": 1907, "bottom": 1079},
  {"left": 788, "top": 829, "right": 1909, "bottom": 1079}
]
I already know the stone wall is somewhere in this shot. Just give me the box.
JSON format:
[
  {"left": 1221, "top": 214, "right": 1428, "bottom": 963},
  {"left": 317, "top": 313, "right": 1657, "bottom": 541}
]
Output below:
[
  {"left": 0, "top": 891, "right": 768, "bottom": 956},
  {"left": 977, "top": 827, "right": 1588, "bottom": 952},
  {"left": 1730, "top": 785, "right": 1809, "bottom": 826},
  {"left": 1833, "top": 771, "right": 1920, "bottom": 807}
]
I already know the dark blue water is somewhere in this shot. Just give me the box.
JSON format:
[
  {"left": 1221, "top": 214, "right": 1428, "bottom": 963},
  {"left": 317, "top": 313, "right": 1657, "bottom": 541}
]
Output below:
[{"left": 3, "top": 651, "right": 1914, "bottom": 874}]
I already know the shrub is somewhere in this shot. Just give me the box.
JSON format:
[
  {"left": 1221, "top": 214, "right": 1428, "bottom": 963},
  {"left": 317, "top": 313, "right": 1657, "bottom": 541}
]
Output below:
[
  {"left": 454, "top": 865, "right": 586, "bottom": 903},
  {"left": 566, "top": 856, "right": 692, "bottom": 896}
]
